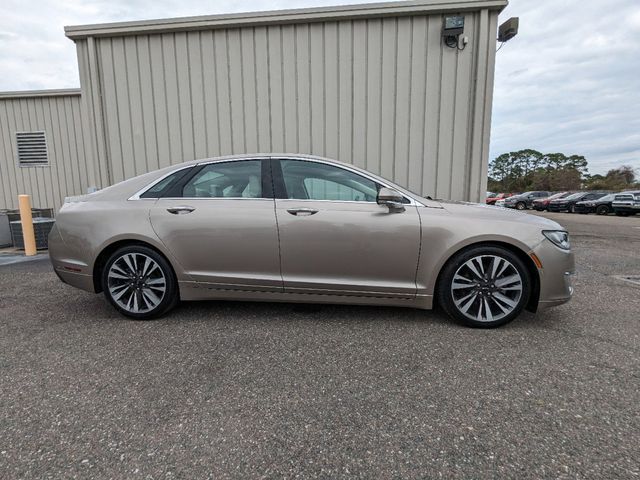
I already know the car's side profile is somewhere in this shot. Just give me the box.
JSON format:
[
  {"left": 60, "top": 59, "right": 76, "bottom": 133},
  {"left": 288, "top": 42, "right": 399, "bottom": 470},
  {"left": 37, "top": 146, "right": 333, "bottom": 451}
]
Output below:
[
  {"left": 532, "top": 192, "right": 571, "bottom": 211},
  {"left": 49, "top": 154, "right": 574, "bottom": 328},
  {"left": 574, "top": 193, "right": 617, "bottom": 215},
  {"left": 503, "top": 191, "right": 551, "bottom": 210},
  {"left": 612, "top": 191, "right": 640, "bottom": 216},
  {"left": 547, "top": 191, "right": 610, "bottom": 213}
]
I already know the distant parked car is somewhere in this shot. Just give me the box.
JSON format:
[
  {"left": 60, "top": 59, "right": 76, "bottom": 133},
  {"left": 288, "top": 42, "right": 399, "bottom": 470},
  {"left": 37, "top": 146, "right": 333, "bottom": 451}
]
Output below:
[
  {"left": 503, "top": 191, "right": 551, "bottom": 210},
  {"left": 574, "top": 193, "right": 617, "bottom": 215},
  {"left": 548, "top": 191, "right": 610, "bottom": 213},
  {"left": 612, "top": 191, "right": 640, "bottom": 216},
  {"left": 486, "top": 191, "right": 496, "bottom": 199},
  {"left": 486, "top": 193, "right": 514, "bottom": 205},
  {"left": 533, "top": 192, "right": 572, "bottom": 211}
]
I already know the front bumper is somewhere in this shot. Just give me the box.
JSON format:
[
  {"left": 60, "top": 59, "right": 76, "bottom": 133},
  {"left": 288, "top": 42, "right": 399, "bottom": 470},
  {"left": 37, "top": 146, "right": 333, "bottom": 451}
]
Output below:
[{"left": 531, "top": 239, "right": 575, "bottom": 308}]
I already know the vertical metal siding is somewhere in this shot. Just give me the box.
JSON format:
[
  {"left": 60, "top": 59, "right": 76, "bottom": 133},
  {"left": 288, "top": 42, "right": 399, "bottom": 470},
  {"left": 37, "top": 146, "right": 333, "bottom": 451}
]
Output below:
[
  {"left": 82, "top": 12, "right": 498, "bottom": 201},
  {"left": 0, "top": 8, "right": 499, "bottom": 210},
  {"left": 0, "top": 94, "right": 91, "bottom": 210}
]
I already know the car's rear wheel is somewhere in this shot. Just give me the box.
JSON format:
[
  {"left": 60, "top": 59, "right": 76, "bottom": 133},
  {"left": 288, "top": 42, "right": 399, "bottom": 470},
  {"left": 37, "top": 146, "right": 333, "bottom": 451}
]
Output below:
[
  {"left": 596, "top": 205, "right": 610, "bottom": 215},
  {"left": 437, "top": 246, "right": 531, "bottom": 328},
  {"left": 102, "top": 245, "right": 178, "bottom": 320},
  {"left": 516, "top": 202, "right": 526, "bottom": 210}
]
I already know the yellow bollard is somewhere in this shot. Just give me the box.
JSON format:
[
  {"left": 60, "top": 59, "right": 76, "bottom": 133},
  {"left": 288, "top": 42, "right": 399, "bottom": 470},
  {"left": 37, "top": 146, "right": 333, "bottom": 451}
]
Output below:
[{"left": 18, "top": 194, "right": 37, "bottom": 256}]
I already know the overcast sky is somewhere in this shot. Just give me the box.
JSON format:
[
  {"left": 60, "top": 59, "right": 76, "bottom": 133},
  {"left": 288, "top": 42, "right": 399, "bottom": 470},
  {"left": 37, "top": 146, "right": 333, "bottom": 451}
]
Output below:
[{"left": 0, "top": 0, "right": 638, "bottom": 174}]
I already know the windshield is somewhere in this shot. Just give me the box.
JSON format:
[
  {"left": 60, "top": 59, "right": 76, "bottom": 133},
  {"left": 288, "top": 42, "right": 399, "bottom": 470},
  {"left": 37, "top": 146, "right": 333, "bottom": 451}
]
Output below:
[{"left": 564, "top": 192, "right": 584, "bottom": 200}]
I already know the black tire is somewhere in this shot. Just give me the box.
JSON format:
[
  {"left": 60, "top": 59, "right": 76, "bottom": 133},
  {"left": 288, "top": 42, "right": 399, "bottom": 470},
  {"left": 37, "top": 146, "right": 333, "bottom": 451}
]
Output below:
[
  {"left": 437, "top": 245, "right": 531, "bottom": 328},
  {"left": 596, "top": 205, "right": 609, "bottom": 215},
  {"left": 515, "top": 202, "right": 526, "bottom": 210},
  {"left": 101, "top": 245, "right": 178, "bottom": 320},
  {"left": 568, "top": 204, "right": 576, "bottom": 213}
]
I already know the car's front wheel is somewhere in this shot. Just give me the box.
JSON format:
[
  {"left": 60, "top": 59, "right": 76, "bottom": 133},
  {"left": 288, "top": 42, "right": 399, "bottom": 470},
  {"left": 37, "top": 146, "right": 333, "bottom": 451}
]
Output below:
[
  {"left": 102, "top": 245, "right": 178, "bottom": 320},
  {"left": 515, "top": 202, "right": 526, "bottom": 210},
  {"left": 596, "top": 205, "right": 610, "bottom": 215},
  {"left": 437, "top": 246, "right": 531, "bottom": 328}
]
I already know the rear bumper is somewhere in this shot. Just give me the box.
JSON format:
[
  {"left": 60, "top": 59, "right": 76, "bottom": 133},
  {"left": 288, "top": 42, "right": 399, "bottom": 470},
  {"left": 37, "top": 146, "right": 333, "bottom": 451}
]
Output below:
[
  {"left": 53, "top": 268, "right": 95, "bottom": 292},
  {"left": 48, "top": 224, "right": 96, "bottom": 293}
]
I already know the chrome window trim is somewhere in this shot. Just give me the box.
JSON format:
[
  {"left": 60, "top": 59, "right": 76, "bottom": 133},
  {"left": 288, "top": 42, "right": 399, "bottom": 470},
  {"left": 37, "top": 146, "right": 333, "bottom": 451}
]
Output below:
[
  {"left": 127, "top": 154, "right": 425, "bottom": 206},
  {"left": 275, "top": 198, "right": 383, "bottom": 205},
  {"left": 158, "top": 197, "right": 274, "bottom": 201}
]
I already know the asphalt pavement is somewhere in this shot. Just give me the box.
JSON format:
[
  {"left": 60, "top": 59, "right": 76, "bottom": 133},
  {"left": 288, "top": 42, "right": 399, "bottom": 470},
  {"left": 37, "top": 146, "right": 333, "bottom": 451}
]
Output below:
[{"left": 0, "top": 211, "right": 639, "bottom": 479}]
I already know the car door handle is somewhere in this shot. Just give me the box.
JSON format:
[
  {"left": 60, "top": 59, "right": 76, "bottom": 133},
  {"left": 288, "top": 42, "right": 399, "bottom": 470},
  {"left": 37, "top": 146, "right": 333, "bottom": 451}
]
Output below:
[
  {"left": 167, "top": 206, "right": 195, "bottom": 215},
  {"left": 287, "top": 207, "right": 319, "bottom": 216}
]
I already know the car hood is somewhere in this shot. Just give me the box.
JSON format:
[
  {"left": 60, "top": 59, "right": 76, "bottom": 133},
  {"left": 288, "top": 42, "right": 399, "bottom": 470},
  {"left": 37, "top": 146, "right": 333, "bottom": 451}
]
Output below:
[{"left": 436, "top": 199, "right": 563, "bottom": 230}]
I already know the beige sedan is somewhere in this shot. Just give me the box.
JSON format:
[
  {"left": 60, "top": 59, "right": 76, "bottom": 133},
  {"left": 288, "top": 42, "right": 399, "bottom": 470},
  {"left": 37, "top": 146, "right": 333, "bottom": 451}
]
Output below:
[{"left": 49, "top": 154, "right": 574, "bottom": 328}]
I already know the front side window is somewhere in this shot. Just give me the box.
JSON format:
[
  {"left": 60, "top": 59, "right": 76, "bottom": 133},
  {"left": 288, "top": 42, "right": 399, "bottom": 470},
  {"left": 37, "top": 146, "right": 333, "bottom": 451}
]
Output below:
[
  {"left": 182, "top": 160, "right": 263, "bottom": 198},
  {"left": 280, "top": 160, "right": 379, "bottom": 202}
]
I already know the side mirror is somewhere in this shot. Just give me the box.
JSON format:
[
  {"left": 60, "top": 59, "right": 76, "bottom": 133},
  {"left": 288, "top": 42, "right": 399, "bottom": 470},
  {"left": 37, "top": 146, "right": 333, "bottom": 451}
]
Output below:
[{"left": 377, "top": 187, "right": 405, "bottom": 212}]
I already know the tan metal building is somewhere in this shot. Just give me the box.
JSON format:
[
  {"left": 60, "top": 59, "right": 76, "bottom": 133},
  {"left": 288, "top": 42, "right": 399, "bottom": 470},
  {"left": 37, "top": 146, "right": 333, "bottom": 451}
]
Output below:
[{"left": 0, "top": 0, "right": 506, "bottom": 210}]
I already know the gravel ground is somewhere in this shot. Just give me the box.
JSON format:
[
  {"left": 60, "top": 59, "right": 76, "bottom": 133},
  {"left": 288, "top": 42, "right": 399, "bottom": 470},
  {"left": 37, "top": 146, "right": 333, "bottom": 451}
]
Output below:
[{"left": 0, "top": 212, "right": 638, "bottom": 479}]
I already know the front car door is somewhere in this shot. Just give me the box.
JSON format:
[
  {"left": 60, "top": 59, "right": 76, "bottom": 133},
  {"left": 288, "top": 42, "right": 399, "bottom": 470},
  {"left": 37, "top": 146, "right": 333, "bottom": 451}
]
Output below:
[
  {"left": 272, "top": 158, "right": 421, "bottom": 298},
  {"left": 149, "top": 158, "right": 282, "bottom": 292}
]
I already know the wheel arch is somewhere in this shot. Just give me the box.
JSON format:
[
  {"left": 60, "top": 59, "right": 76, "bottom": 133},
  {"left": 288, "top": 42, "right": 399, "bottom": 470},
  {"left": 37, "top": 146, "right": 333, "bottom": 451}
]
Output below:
[
  {"left": 433, "top": 240, "right": 541, "bottom": 313},
  {"left": 93, "top": 239, "right": 178, "bottom": 294}
]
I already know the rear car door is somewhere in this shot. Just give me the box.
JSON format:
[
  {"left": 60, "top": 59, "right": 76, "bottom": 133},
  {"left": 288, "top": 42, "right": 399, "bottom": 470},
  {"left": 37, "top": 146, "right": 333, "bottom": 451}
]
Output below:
[
  {"left": 149, "top": 159, "right": 282, "bottom": 292},
  {"left": 272, "top": 158, "right": 421, "bottom": 298}
]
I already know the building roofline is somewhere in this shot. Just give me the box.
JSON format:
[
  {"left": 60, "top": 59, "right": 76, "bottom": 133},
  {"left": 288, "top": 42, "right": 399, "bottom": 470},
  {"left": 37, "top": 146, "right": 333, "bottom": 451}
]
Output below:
[
  {"left": 65, "top": 0, "right": 507, "bottom": 40},
  {"left": 0, "top": 88, "right": 81, "bottom": 99}
]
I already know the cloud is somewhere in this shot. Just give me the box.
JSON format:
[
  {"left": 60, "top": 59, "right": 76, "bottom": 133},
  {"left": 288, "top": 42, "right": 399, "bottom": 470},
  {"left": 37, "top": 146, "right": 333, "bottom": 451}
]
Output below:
[
  {"left": 492, "top": 0, "right": 640, "bottom": 174},
  {"left": 0, "top": 0, "right": 637, "bottom": 174}
]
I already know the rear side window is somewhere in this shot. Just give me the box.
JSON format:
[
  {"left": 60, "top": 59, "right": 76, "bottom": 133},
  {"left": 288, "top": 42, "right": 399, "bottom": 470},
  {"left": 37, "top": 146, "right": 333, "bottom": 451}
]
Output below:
[
  {"left": 182, "top": 160, "right": 264, "bottom": 198},
  {"left": 140, "top": 168, "right": 193, "bottom": 198}
]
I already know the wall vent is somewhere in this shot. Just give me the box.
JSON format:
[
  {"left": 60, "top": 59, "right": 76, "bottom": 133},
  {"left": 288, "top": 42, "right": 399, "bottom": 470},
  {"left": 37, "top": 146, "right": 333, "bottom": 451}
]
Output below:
[{"left": 16, "top": 131, "right": 49, "bottom": 167}]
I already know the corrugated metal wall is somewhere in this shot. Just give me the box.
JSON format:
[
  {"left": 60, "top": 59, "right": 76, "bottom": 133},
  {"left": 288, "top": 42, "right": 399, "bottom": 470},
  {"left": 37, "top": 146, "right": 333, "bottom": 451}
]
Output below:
[
  {"left": 0, "top": 93, "right": 93, "bottom": 210},
  {"left": 77, "top": 10, "right": 498, "bottom": 201}
]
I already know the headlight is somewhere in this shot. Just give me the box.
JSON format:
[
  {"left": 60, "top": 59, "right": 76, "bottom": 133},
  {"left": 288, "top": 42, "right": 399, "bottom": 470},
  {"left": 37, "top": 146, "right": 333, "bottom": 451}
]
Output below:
[{"left": 542, "top": 230, "right": 570, "bottom": 250}]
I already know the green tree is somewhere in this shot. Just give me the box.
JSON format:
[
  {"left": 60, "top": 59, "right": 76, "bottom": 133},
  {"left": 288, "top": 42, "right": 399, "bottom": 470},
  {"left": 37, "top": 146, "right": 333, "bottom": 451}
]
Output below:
[
  {"left": 584, "top": 165, "right": 638, "bottom": 191},
  {"left": 488, "top": 149, "right": 590, "bottom": 192}
]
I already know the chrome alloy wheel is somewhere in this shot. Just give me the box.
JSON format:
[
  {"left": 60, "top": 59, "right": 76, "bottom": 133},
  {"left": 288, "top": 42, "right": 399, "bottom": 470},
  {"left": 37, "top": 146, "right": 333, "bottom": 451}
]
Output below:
[
  {"left": 107, "top": 253, "right": 167, "bottom": 313},
  {"left": 450, "top": 255, "right": 523, "bottom": 323}
]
